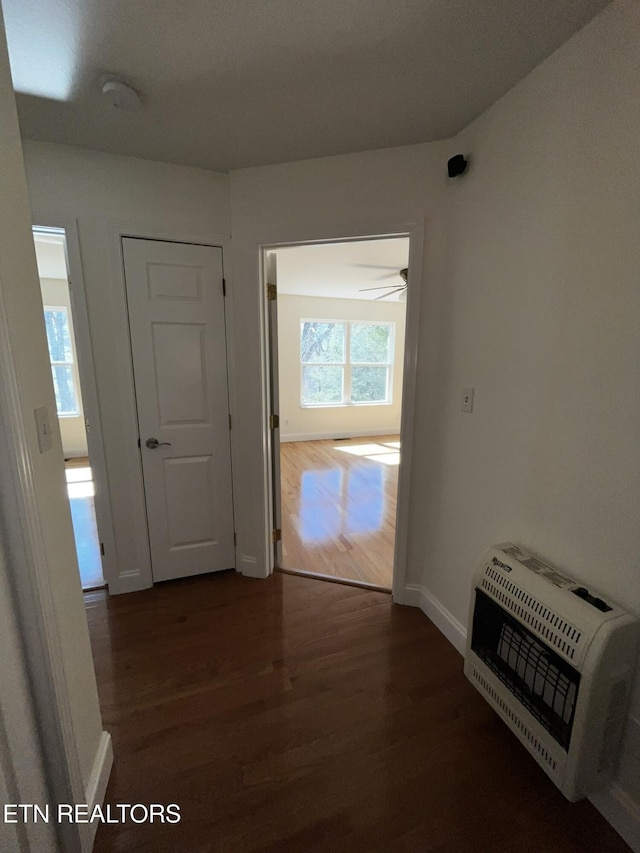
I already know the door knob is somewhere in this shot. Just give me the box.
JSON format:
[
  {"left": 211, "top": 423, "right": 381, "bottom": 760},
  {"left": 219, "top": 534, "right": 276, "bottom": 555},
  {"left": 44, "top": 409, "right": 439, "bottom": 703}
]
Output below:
[{"left": 145, "top": 437, "right": 172, "bottom": 449}]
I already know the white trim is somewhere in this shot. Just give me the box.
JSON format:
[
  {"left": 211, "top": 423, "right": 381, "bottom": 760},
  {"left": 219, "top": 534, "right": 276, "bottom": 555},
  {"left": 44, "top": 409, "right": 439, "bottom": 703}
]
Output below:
[
  {"left": 403, "top": 583, "right": 467, "bottom": 655},
  {"left": 391, "top": 223, "right": 424, "bottom": 604},
  {"left": 32, "top": 219, "right": 119, "bottom": 591},
  {"left": 417, "top": 585, "right": 467, "bottom": 656},
  {"left": 281, "top": 428, "right": 400, "bottom": 443},
  {"left": 0, "top": 270, "right": 86, "bottom": 852},
  {"left": 258, "top": 221, "right": 424, "bottom": 598},
  {"left": 79, "top": 732, "right": 113, "bottom": 852},
  {"left": 401, "top": 584, "right": 423, "bottom": 607},
  {"left": 238, "top": 554, "right": 261, "bottom": 578},
  {"left": 590, "top": 783, "right": 640, "bottom": 853}
]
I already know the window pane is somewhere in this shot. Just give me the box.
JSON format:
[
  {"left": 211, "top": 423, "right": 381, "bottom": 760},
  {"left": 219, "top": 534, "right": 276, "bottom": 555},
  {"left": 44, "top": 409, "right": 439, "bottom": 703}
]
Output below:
[
  {"left": 351, "top": 366, "right": 388, "bottom": 403},
  {"left": 350, "top": 324, "right": 390, "bottom": 364},
  {"left": 301, "top": 322, "right": 344, "bottom": 363},
  {"left": 44, "top": 308, "right": 74, "bottom": 363},
  {"left": 302, "top": 365, "right": 343, "bottom": 405},
  {"left": 51, "top": 365, "right": 79, "bottom": 415}
]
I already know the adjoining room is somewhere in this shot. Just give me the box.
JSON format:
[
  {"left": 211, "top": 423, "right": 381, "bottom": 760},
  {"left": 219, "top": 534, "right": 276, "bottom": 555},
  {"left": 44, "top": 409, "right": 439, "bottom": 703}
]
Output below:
[
  {"left": 33, "top": 228, "right": 104, "bottom": 590},
  {"left": 271, "top": 237, "right": 408, "bottom": 589}
]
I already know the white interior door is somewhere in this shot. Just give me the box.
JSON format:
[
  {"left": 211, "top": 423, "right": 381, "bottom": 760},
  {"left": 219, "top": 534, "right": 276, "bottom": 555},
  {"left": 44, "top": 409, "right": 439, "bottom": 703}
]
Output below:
[
  {"left": 122, "top": 237, "right": 235, "bottom": 582},
  {"left": 266, "top": 252, "right": 282, "bottom": 567}
]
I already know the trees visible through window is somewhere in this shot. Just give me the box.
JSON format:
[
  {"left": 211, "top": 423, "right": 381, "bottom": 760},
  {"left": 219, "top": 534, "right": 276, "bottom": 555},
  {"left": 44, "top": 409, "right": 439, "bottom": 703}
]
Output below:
[
  {"left": 300, "top": 320, "right": 393, "bottom": 406},
  {"left": 44, "top": 306, "right": 80, "bottom": 416}
]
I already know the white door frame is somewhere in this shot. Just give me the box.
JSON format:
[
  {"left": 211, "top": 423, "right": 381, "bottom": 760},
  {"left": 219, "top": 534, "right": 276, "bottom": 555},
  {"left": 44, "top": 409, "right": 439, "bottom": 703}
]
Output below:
[
  {"left": 258, "top": 220, "right": 425, "bottom": 602},
  {"left": 106, "top": 223, "right": 237, "bottom": 593},
  {"left": 32, "top": 219, "right": 118, "bottom": 589},
  {"left": 0, "top": 272, "right": 92, "bottom": 852}
]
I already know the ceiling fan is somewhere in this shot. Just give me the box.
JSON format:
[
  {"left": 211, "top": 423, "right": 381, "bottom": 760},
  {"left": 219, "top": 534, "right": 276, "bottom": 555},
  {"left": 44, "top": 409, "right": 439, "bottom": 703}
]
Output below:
[{"left": 359, "top": 267, "right": 408, "bottom": 300}]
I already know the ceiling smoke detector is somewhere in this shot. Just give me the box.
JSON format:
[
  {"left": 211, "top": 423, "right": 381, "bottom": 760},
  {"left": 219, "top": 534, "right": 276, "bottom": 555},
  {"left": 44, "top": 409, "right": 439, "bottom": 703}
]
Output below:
[{"left": 100, "top": 76, "right": 142, "bottom": 110}]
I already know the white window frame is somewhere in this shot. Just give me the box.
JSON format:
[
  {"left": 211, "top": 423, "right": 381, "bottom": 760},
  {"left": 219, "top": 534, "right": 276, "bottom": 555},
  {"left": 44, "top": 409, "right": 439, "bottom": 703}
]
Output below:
[
  {"left": 43, "top": 304, "right": 81, "bottom": 418},
  {"left": 300, "top": 319, "right": 395, "bottom": 408}
]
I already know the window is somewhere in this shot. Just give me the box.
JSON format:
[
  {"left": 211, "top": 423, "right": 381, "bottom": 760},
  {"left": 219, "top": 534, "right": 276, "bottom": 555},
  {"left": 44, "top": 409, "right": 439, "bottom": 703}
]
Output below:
[
  {"left": 300, "top": 320, "right": 393, "bottom": 407},
  {"left": 43, "top": 306, "right": 80, "bottom": 416}
]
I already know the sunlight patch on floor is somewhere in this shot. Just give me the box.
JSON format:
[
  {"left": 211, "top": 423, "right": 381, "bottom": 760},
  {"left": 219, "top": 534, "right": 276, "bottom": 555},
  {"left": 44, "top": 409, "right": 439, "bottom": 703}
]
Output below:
[
  {"left": 334, "top": 441, "right": 401, "bottom": 467},
  {"left": 365, "top": 451, "right": 400, "bottom": 466},
  {"left": 65, "top": 466, "right": 92, "bottom": 483},
  {"left": 333, "top": 443, "right": 388, "bottom": 457}
]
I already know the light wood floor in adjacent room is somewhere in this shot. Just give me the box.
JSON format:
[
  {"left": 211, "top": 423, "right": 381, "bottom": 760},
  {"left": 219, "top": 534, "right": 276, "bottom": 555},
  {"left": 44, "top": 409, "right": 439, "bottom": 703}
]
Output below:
[
  {"left": 280, "top": 436, "right": 399, "bottom": 589},
  {"left": 88, "top": 571, "right": 628, "bottom": 853}
]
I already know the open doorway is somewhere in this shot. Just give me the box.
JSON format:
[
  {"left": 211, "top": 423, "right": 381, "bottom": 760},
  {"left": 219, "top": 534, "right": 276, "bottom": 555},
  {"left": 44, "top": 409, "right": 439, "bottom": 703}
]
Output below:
[
  {"left": 269, "top": 236, "right": 409, "bottom": 591},
  {"left": 33, "top": 227, "right": 105, "bottom": 590}
]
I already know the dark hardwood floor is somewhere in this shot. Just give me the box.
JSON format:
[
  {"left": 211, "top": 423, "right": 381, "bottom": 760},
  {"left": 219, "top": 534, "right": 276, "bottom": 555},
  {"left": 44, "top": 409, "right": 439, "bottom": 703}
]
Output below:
[{"left": 87, "top": 571, "right": 629, "bottom": 853}]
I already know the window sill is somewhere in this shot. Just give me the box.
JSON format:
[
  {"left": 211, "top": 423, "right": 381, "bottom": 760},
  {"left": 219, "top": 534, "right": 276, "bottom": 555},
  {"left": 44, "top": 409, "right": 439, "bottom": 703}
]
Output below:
[{"left": 300, "top": 401, "right": 392, "bottom": 409}]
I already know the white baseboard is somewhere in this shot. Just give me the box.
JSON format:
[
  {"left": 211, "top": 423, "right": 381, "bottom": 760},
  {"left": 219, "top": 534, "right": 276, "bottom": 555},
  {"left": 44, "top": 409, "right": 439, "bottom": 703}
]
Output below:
[
  {"left": 590, "top": 783, "right": 640, "bottom": 852},
  {"left": 404, "top": 584, "right": 640, "bottom": 849},
  {"left": 80, "top": 730, "right": 113, "bottom": 852},
  {"left": 238, "top": 555, "right": 267, "bottom": 579},
  {"left": 281, "top": 428, "right": 400, "bottom": 443},
  {"left": 403, "top": 583, "right": 467, "bottom": 656},
  {"left": 109, "top": 570, "right": 152, "bottom": 595},
  {"left": 401, "top": 584, "right": 423, "bottom": 607}
]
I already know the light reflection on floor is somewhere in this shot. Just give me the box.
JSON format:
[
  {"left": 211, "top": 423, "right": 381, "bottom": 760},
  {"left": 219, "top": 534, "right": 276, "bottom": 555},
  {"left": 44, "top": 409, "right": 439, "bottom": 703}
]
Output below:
[
  {"left": 334, "top": 442, "right": 400, "bottom": 466},
  {"left": 298, "top": 442, "right": 396, "bottom": 543},
  {"left": 65, "top": 465, "right": 104, "bottom": 589}
]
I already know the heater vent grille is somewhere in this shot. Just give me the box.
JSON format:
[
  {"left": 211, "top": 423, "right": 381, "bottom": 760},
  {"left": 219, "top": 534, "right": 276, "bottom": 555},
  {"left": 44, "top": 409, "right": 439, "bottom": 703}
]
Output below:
[
  {"left": 472, "top": 668, "right": 558, "bottom": 772},
  {"left": 481, "top": 567, "right": 582, "bottom": 661}
]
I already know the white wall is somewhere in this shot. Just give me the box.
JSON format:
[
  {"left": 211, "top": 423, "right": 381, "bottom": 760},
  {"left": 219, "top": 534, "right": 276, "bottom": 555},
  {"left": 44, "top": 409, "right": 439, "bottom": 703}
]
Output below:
[
  {"left": 23, "top": 142, "right": 231, "bottom": 592},
  {"left": 39, "top": 276, "right": 88, "bottom": 458},
  {"left": 278, "top": 294, "right": 406, "bottom": 441},
  {"left": 230, "top": 0, "right": 640, "bottom": 832},
  {"left": 230, "top": 140, "right": 450, "bottom": 576},
  {"left": 414, "top": 0, "right": 640, "bottom": 837},
  {"left": 0, "top": 5, "right": 106, "bottom": 834}
]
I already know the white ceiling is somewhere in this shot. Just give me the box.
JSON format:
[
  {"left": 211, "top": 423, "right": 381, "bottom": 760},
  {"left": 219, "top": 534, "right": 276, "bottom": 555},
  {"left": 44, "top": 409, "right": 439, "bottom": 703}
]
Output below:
[
  {"left": 274, "top": 237, "right": 409, "bottom": 301},
  {"left": 33, "top": 233, "right": 68, "bottom": 279},
  {"left": 3, "top": 0, "right": 609, "bottom": 172}
]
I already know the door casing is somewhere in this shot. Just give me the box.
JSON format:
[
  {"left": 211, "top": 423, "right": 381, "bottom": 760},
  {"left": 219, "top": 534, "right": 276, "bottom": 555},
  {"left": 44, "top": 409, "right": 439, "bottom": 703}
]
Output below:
[{"left": 259, "top": 221, "right": 425, "bottom": 603}]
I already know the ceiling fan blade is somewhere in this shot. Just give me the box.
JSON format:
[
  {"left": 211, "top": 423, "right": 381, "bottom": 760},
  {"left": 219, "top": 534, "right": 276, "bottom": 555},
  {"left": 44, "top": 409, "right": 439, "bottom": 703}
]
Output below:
[
  {"left": 352, "top": 263, "right": 399, "bottom": 270},
  {"left": 359, "top": 283, "right": 402, "bottom": 292},
  {"left": 373, "top": 287, "right": 405, "bottom": 300}
]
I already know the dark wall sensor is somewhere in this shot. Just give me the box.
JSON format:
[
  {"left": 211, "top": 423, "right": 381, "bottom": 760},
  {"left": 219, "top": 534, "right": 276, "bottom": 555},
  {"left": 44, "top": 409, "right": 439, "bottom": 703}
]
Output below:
[{"left": 447, "top": 154, "right": 468, "bottom": 178}]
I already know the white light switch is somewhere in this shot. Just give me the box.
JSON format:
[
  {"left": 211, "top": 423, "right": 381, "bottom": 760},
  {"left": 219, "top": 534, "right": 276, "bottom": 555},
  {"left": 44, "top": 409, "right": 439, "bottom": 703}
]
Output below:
[
  {"left": 34, "top": 405, "right": 53, "bottom": 453},
  {"left": 461, "top": 387, "right": 474, "bottom": 413}
]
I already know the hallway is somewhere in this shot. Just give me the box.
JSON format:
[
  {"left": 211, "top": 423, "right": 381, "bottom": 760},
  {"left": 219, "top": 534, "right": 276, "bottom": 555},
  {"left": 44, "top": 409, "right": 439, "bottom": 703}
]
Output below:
[{"left": 87, "top": 571, "right": 625, "bottom": 853}]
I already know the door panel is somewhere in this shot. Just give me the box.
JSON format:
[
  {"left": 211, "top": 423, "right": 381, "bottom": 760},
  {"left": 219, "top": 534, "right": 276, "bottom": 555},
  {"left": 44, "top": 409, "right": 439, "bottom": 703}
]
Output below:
[{"left": 123, "top": 237, "right": 234, "bottom": 582}]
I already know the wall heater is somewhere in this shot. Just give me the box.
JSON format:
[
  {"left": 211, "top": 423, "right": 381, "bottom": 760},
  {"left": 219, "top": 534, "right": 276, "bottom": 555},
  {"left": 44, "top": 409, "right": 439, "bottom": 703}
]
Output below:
[{"left": 464, "top": 543, "right": 639, "bottom": 801}]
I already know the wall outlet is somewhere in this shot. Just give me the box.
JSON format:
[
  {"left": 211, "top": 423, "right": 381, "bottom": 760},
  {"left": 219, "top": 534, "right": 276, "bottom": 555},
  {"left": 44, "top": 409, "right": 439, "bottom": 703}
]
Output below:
[{"left": 461, "top": 387, "right": 474, "bottom": 413}]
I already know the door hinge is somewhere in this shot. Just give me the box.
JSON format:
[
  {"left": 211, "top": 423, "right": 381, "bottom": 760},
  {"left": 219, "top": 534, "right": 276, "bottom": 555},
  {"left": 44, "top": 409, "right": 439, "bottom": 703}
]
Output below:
[
  {"left": 137, "top": 437, "right": 141, "bottom": 448},
  {"left": 272, "top": 528, "right": 282, "bottom": 543},
  {"left": 233, "top": 532, "right": 237, "bottom": 547},
  {"left": 100, "top": 542, "right": 105, "bottom": 556},
  {"left": 222, "top": 277, "right": 226, "bottom": 297},
  {"left": 267, "top": 283, "right": 277, "bottom": 301},
  {"left": 269, "top": 413, "right": 279, "bottom": 430},
  {"left": 228, "top": 413, "right": 232, "bottom": 430}
]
